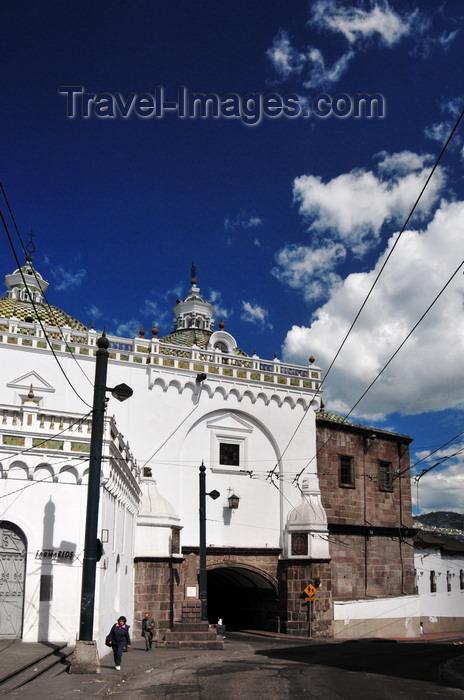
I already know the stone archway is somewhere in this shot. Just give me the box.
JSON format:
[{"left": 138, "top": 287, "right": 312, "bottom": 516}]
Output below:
[
  {"left": 0, "top": 522, "right": 27, "bottom": 639},
  {"left": 207, "top": 565, "right": 279, "bottom": 632}
]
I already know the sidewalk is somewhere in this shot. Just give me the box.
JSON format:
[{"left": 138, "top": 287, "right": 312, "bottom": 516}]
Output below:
[
  {"left": 1, "top": 630, "right": 464, "bottom": 698},
  {"left": 0, "top": 637, "right": 242, "bottom": 699}
]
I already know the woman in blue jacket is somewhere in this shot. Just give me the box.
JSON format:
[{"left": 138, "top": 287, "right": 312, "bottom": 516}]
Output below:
[{"left": 108, "top": 616, "right": 131, "bottom": 670}]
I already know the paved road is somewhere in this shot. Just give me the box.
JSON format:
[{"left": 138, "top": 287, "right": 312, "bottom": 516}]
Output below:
[{"left": 108, "top": 634, "right": 464, "bottom": 699}]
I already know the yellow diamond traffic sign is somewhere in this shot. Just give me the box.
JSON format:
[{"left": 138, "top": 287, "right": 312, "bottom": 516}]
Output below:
[{"left": 303, "top": 583, "right": 317, "bottom": 600}]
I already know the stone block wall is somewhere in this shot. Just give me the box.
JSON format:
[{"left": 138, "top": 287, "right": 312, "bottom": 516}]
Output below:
[
  {"left": 278, "top": 560, "right": 332, "bottom": 637},
  {"left": 316, "top": 417, "right": 416, "bottom": 602},
  {"left": 329, "top": 533, "right": 416, "bottom": 599},
  {"left": 317, "top": 420, "right": 413, "bottom": 528},
  {"left": 133, "top": 559, "right": 184, "bottom": 636}
]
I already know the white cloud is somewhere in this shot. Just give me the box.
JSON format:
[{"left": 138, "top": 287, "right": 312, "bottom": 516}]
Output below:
[
  {"left": 302, "top": 46, "right": 354, "bottom": 90},
  {"left": 209, "top": 290, "right": 233, "bottom": 320},
  {"left": 413, "top": 459, "right": 464, "bottom": 514},
  {"left": 272, "top": 242, "right": 345, "bottom": 301},
  {"left": 115, "top": 319, "right": 142, "bottom": 338},
  {"left": 281, "top": 199, "right": 464, "bottom": 420},
  {"left": 424, "top": 121, "right": 453, "bottom": 144},
  {"left": 50, "top": 266, "right": 86, "bottom": 291},
  {"left": 140, "top": 299, "right": 171, "bottom": 330},
  {"left": 441, "top": 96, "right": 464, "bottom": 118},
  {"left": 292, "top": 152, "right": 445, "bottom": 256},
  {"left": 224, "top": 212, "right": 263, "bottom": 231},
  {"left": 87, "top": 304, "right": 102, "bottom": 319},
  {"left": 241, "top": 301, "right": 273, "bottom": 330},
  {"left": 266, "top": 30, "right": 306, "bottom": 78},
  {"left": 267, "top": 2, "right": 452, "bottom": 91},
  {"left": 310, "top": 0, "right": 414, "bottom": 46},
  {"left": 375, "top": 150, "right": 434, "bottom": 175}
]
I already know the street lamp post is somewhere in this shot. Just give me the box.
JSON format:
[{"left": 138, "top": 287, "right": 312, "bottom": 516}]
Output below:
[
  {"left": 72, "top": 333, "right": 132, "bottom": 673},
  {"left": 199, "top": 462, "right": 219, "bottom": 621},
  {"left": 79, "top": 333, "right": 109, "bottom": 641}
]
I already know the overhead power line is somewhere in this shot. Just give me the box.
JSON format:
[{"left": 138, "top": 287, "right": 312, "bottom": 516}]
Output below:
[
  {"left": 0, "top": 208, "right": 92, "bottom": 409},
  {"left": 270, "top": 108, "right": 464, "bottom": 488}
]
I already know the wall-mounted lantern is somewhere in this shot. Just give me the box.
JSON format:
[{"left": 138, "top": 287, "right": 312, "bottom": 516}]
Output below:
[{"left": 228, "top": 493, "right": 240, "bottom": 510}]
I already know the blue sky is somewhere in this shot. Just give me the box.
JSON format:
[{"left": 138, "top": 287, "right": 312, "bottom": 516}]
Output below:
[{"left": 1, "top": 1, "right": 464, "bottom": 514}]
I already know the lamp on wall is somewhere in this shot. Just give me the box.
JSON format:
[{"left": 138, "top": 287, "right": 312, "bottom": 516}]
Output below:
[{"left": 228, "top": 493, "right": 240, "bottom": 509}]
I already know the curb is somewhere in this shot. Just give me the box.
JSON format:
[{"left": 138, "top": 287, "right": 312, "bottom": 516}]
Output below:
[{"left": 441, "top": 657, "right": 464, "bottom": 691}]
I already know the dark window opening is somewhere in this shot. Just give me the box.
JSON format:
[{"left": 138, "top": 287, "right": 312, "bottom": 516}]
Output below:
[
  {"left": 339, "top": 455, "right": 354, "bottom": 487},
  {"left": 220, "top": 443, "right": 240, "bottom": 467},
  {"left": 430, "top": 570, "right": 436, "bottom": 593},
  {"left": 379, "top": 460, "right": 393, "bottom": 491}
]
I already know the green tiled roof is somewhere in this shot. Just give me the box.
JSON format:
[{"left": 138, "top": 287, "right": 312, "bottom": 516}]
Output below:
[
  {"left": 316, "top": 410, "right": 349, "bottom": 423},
  {"left": 0, "top": 297, "right": 87, "bottom": 331},
  {"left": 160, "top": 328, "right": 212, "bottom": 348},
  {"left": 160, "top": 328, "right": 249, "bottom": 356}
]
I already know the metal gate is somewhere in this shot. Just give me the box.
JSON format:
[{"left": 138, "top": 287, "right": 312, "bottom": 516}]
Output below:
[{"left": 0, "top": 523, "right": 26, "bottom": 638}]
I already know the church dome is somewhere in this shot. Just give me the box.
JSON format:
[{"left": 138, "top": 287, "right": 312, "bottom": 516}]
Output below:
[
  {"left": 159, "top": 263, "right": 247, "bottom": 355},
  {"left": 1, "top": 254, "right": 87, "bottom": 331},
  {"left": 139, "top": 477, "right": 180, "bottom": 524}
]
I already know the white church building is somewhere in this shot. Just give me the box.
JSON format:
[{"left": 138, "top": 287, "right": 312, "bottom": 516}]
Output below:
[{"left": 0, "top": 255, "right": 334, "bottom": 647}]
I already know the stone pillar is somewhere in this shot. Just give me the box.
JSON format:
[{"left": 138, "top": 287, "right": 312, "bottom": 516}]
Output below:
[
  {"left": 279, "top": 560, "right": 332, "bottom": 637},
  {"left": 181, "top": 598, "right": 202, "bottom": 623}
]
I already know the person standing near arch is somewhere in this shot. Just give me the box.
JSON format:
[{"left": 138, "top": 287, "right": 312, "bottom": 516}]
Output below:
[
  {"left": 107, "top": 616, "right": 131, "bottom": 670},
  {"left": 142, "top": 612, "right": 155, "bottom": 650}
]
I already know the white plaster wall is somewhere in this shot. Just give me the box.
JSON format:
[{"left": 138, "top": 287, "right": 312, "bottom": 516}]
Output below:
[
  {"left": 415, "top": 547, "right": 464, "bottom": 622},
  {"left": 0, "top": 452, "right": 135, "bottom": 647},
  {"left": 0, "top": 336, "right": 320, "bottom": 647},
  {"left": 333, "top": 595, "right": 420, "bottom": 638},
  {"left": 0, "top": 476, "right": 87, "bottom": 642},
  {"left": 104, "top": 359, "right": 319, "bottom": 551},
  {"left": 135, "top": 522, "right": 177, "bottom": 557},
  {"left": 0, "top": 345, "right": 319, "bottom": 554},
  {"left": 333, "top": 595, "right": 420, "bottom": 621}
]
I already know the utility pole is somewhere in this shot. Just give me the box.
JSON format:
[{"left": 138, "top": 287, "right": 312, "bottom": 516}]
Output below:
[
  {"left": 199, "top": 462, "right": 219, "bottom": 621},
  {"left": 71, "top": 333, "right": 132, "bottom": 673},
  {"left": 79, "top": 333, "right": 110, "bottom": 642}
]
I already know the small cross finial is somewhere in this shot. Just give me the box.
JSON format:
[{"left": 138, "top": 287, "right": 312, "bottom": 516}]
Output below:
[
  {"left": 191, "top": 262, "right": 197, "bottom": 285},
  {"left": 26, "top": 231, "right": 35, "bottom": 262}
]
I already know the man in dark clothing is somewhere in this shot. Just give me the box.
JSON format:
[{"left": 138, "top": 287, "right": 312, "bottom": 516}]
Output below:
[
  {"left": 108, "top": 616, "right": 131, "bottom": 670},
  {"left": 142, "top": 612, "right": 155, "bottom": 650}
]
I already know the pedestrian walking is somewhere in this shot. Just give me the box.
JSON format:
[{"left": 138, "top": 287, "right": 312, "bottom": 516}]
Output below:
[
  {"left": 142, "top": 612, "right": 155, "bottom": 651},
  {"left": 107, "top": 616, "right": 131, "bottom": 670}
]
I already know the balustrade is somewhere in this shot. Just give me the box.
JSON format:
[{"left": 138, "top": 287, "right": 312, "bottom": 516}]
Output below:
[{"left": 0, "top": 319, "right": 320, "bottom": 390}]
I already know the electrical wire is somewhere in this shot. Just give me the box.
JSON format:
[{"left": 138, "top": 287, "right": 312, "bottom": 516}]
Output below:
[
  {"left": 268, "top": 109, "right": 464, "bottom": 486},
  {"left": 0, "top": 410, "right": 92, "bottom": 464},
  {"left": 0, "top": 209, "right": 92, "bottom": 408},
  {"left": 293, "top": 255, "right": 464, "bottom": 486}
]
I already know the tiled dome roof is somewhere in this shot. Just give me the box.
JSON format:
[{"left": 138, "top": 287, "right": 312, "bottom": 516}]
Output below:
[
  {"left": 0, "top": 297, "right": 87, "bottom": 330},
  {"left": 2, "top": 254, "right": 88, "bottom": 331},
  {"left": 160, "top": 328, "right": 212, "bottom": 348}
]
